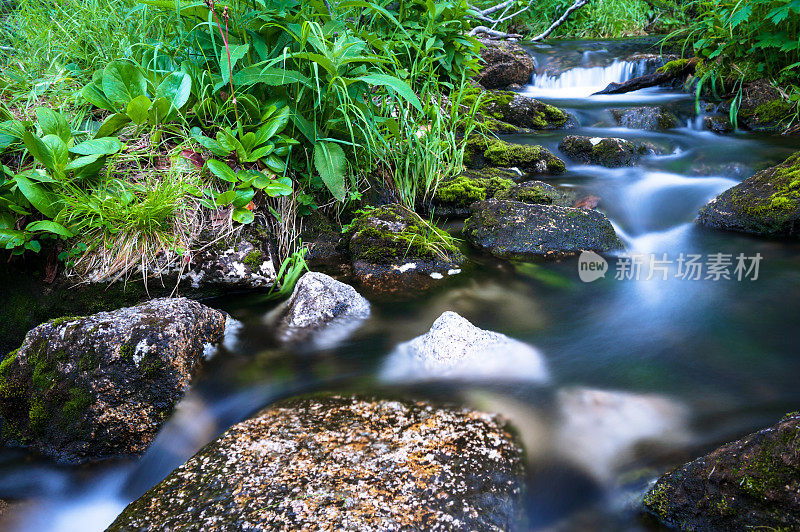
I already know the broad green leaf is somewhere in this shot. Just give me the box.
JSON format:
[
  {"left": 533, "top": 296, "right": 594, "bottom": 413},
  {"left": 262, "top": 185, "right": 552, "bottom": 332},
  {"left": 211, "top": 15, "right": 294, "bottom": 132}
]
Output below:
[
  {"left": 313, "top": 141, "right": 347, "bottom": 201},
  {"left": 214, "top": 189, "right": 237, "bottom": 205},
  {"left": 36, "top": 107, "right": 71, "bottom": 142},
  {"left": 24, "top": 240, "right": 41, "bottom": 253},
  {"left": 156, "top": 72, "right": 192, "bottom": 111},
  {"left": 148, "top": 97, "right": 171, "bottom": 125},
  {"left": 359, "top": 73, "right": 422, "bottom": 111},
  {"left": 220, "top": 44, "right": 249, "bottom": 85},
  {"left": 22, "top": 131, "right": 56, "bottom": 172},
  {"left": 0, "top": 228, "right": 25, "bottom": 247},
  {"left": 191, "top": 127, "right": 229, "bottom": 157},
  {"left": 70, "top": 137, "right": 123, "bottom": 156},
  {"left": 232, "top": 207, "right": 255, "bottom": 224},
  {"left": 265, "top": 180, "right": 292, "bottom": 197},
  {"left": 82, "top": 83, "right": 115, "bottom": 111},
  {"left": 233, "top": 66, "right": 310, "bottom": 87},
  {"left": 42, "top": 134, "right": 69, "bottom": 171},
  {"left": 102, "top": 61, "right": 147, "bottom": 105},
  {"left": 26, "top": 220, "right": 74, "bottom": 237},
  {"left": 206, "top": 159, "right": 238, "bottom": 183},
  {"left": 13, "top": 174, "right": 60, "bottom": 217},
  {"left": 232, "top": 188, "right": 255, "bottom": 208},
  {"left": 64, "top": 153, "right": 103, "bottom": 171},
  {"left": 264, "top": 155, "right": 286, "bottom": 173},
  {"left": 126, "top": 94, "right": 152, "bottom": 125},
  {"left": 95, "top": 113, "right": 131, "bottom": 138}
]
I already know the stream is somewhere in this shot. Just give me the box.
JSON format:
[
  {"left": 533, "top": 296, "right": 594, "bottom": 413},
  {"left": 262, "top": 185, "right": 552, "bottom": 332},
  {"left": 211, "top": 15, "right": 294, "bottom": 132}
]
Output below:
[{"left": 3, "top": 39, "right": 800, "bottom": 531}]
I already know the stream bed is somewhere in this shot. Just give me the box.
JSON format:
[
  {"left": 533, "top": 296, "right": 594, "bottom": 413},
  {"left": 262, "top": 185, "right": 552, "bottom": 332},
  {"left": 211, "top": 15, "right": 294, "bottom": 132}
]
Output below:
[{"left": 2, "top": 39, "right": 800, "bottom": 531}]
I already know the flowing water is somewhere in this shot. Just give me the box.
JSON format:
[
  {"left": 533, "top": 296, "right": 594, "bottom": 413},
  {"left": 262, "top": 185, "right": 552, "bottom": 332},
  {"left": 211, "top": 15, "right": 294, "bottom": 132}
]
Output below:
[{"left": 3, "top": 39, "right": 800, "bottom": 531}]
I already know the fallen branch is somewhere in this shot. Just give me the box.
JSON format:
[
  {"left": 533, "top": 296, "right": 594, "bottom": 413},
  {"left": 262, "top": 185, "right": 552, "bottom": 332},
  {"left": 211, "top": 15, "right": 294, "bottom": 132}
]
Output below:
[
  {"left": 593, "top": 57, "right": 699, "bottom": 95},
  {"left": 468, "top": 25, "right": 522, "bottom": 38},
  {"left": 530, "top": 0, "right": 590, "bottom": 41},
  {"left": 468, "top": 0, "right": 592, "bottom": 41}
]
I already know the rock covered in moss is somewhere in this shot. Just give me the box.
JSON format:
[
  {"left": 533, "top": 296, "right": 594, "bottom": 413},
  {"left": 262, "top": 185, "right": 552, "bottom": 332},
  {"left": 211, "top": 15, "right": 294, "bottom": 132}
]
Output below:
[
  {"left": 0, "top": 298, "right": 227, "bottom": 463},
  {"left": 698, "top": 152, "right": 800, "bottom": 237},
  {"left": 559, "top": 135, "right": 653, "bottom": 168},
  {"left": 298, "top": 210, "right": 348, "bottom": 271},
  {"left": 181, "top": 235, "right": 276, "bottom": 291},
  {"left": 474, "top": 39, "right": 535, "bottom": 89},
  {"left": 381, "top": 311, "right": 548, "bottom": 382},
  {"left": 495, "top": 181, "right": 575, "bottom": 206},
  {"left": 609, "top": 106, "right": 679, "bottom": 130},
  {"left": 269, "top": 272, "right": 370, "bottom": 350},
  {"left": 727, "top": 80, "right": 792, "bottom": 132},
  {"left": 108, "top": 395, "right": 526, "bottom": 531},
  {"left": 432, "top": 169, "right": 517, "bottom": 217},
  {"left": 461, "top": 88, "right": 571, "bottom": 132},
  {"left": 643, "top": 412, "right": 800, "bottom": 531},
  {"left": 465, "top": 136, "right": 566, "bottom": 175},
  {"left": 345, "top": 204, "right": 465, "bottom": 294},
  {"left": 703, "top": 115, "right": 734, "bottom": 134},
  {"left": 464, "top": 199, "right": 624, "bottom": 259}
]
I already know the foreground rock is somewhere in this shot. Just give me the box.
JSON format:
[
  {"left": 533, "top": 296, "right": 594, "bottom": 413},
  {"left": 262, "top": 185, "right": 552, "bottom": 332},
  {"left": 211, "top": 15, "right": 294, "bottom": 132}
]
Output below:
[
  {"left": 464, "top": 199, "right": 624, "bottom": 259},
  {"left": 697, "top": 151, "right": 800, "bottom": 237},
  {"left": 345, "top": 204, "right": 465, "bottom": 294},
  {"left": 559, "top": 135, "right": 653, "bottom": 167},
  {"left": 0, "top": 298, "right": 226, "bottom": 462},
  {"left": 462, "top": 88, "right": 571, "bottom": 133},
  {"left": 268, "top": 272, "right": 370, "bottom": 350},
  {"left": 108, "top": 395, "right": 526, "bottom": 531},
  {"left": 381, "top": 311, "right": 548, "bottom": 382},
  {"left": 609, "top": 106, "right": 679, "bottom": 130},
  {"left": 465, "top": 136, "right": 566, "bottom": 175},
  {"left": 474, "top": 39, "right": 535, "bottom": 89},
  {"left": 643, "top": 412, "right": 800, "bottom": 531}
]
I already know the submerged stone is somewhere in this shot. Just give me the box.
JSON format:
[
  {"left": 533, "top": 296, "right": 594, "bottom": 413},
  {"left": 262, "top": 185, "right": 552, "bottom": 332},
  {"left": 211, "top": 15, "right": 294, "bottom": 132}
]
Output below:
[
  {"left": 464, "top": 136, "right": 566, "bottom": 175},
  {"left": 0, "top": 298, "right": 226, "bottom": 463},
  {"left": 268, "top": 272, "right": 370, "bottom": 350},
  {"left": 643, "top": 412, "right": 800, "bottom": 531},
  {"left": 345, "top": 204, "right": 465, "bottom": 294},
  {"left": 381, "top": 311, "right": 548, "bottom": 382},
  {"left": 108, "top": 395, "right": 526, "bottom": 531},
  {"left": 609, "top": 106, "right": 679, "bottom": 130},
  {"left": 559, "top": 135, "right": 653, "bottom": 167},
  {"left": 464, "top": 199, "right": 624, "bottom": 259},
  {"left": 474, "top": 39, "right": 535, "bottom": 89},
  {"left": 697, "top": 151, "right": 800, "bottom": 237}
]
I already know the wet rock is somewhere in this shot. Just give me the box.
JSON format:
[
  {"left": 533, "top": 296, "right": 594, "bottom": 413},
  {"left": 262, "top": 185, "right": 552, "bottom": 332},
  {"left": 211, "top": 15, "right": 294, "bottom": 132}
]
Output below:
[
  {"left": 559, "top": 135, "right": 652, "bottom": 168},
  {"left": 609, "top": 106, "right": 679, "bottom": 130},
  {"left": 108, "top": 395, "right": 526, "bottom": 531},
  {"left": 461, "top": 88, "right": 571, "bottom": 132},
  {"left": 269, "top": 272, "right": 370, "bottom": 350},
  {"left": 464, "top": 199, "right": 624, "bottom": 259},
  {"left": 555, "top": 387, "right": 689, "bottom": 481},
  {"left": 0, "top": 499, "right": 7, "bottom": 517},
  {"left": 731, "top": 80, "right": 792, "bottom": 132},
  {"left": 381, "top": 311, "right": 548, "bottom": 382},
  {"left": 0, "top": 298, "right": 227, "bottom": 463},
  {"left": 697, "top": 151, "right": 800, "bottom": 237},
  {"left": 474, "top": 39, "right": 535, "bottom": 89},
  {"left": 299, "top": 210, "right": 348, "bottom": 272},
  {"left": 345, "top": 204, "right": 465, "bottom": 294},
  {"left": 182, "top": 236, "right": 276, "bottom": 290},
  {"left": 495, "top": 181, "right": 575, "bottom": 207},
  {"left": 431, "top": 169, "right": 517, "bottom": 217},
  {"left": 465, "top": 136, "right": 566, "bottom": 175},
  {"left": 703, "top": 115, "right": 734, "bottom": 134},
  {"left": 643, "top": 412, "right": 800, "bottom": 531}
]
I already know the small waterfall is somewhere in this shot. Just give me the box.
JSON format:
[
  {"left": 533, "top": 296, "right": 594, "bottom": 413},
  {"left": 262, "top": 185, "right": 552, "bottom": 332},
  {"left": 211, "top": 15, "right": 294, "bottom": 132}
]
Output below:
[{"left": 523, "top": 60, "right": 651, "bottom": 98}]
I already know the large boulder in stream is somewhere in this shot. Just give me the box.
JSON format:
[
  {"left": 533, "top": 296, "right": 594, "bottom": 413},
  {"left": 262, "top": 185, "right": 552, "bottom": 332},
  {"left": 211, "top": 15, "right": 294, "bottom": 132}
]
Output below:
[
  {"left": 381, "top": 311, "right": 548, "bottom": 382},
  {"left": 697, "top": 151, "right": 800, "bottom": 237},
  {"left": 464, "top": 199, "right": 624, "bottom": 259},
  {"left": 0, "top": 298, "right": 227, "bottom": 462},
  {"left": 559, "top": 135, "right": 654, "bottom": 168},
  {"left": 344, "top": 204, "right": 465, "bottom": 294},
  {"left": 643, "top": 412, "right": 800, "bottom": 531},
  {"left": 268, "top": 272, "right": 370, "bottom": 350},
  {"left": 474, "top": 39, "right": 535, "bottom": 89},
  {"left": 609, "top": 106, "right": 679, "bottom": 130},
  {"left": 108, "top": 395, "right": 526, "bottom": 531},
  {"left": 465, "top": 136, "right": 566, "bottom": 176},
  {"left": 461, "top": 88, "right": 572, "bottom": 133}
]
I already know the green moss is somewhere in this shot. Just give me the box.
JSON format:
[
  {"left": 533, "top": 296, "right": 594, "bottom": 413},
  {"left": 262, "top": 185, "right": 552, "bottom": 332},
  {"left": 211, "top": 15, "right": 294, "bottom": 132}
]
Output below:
[
  {"left": 435, "top": 173, "right": 514, "bottom": 207},
  {"left": 28, "top": 397, "right": 48, "bottom": 435},
  {"left": 484, "top": 141, "right": 541, "bottom": 167},
  {"left": 643, "top": 480, "right": 672, "bottom": 521},
  {"left": 754, "top": 99, "right": 793, "bottom": 124},
  {"left": 242, "top": 249, "right": 264, "bottom": 270},
  {"left": 118, "top": 344, "right": 134, "bottom": 364},
  {"left": 726, "top": 152, "right": 800, "bottom": 231},
  {"left": 62, "top": 388, "right": 90, "bottom": 425},
  {"left": 656, "top": 58, "right": 690, "bottom": 75},
  {"left": 48, "top": 316, "right": 83, "bottom": 327}
]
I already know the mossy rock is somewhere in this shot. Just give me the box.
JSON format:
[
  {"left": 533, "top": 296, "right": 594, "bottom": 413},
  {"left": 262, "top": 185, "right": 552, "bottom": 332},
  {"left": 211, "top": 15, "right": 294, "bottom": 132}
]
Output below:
[
  {"left": 698, "top": 151, "right": 800, "bottom": 237},
  {"left": 432, "top": 169, "right": 517, "bottom": 217},
  {"left": 643, "top": 413, "right": 800, "bottom": 531},
  {"left": 463, "top": 199, "right": 623, "bottom": 259},
  {"left": 733, "top": 80, "right": 793, "bottom": 132},
  {"left": 495, "top": 181, "right": 575, "bottom": 207},
  {"left": 464, "top": 135, "right": 566, "bottom": 175},
  {"left": 0, "top": 298, "right": 226, "bottom": 463},
  {"left": 461, "top": 88, "right": 571, "bottom": 132},
  {"left": 474, "top": 39, "right": 535, "bottom": 90},
  {"left": 559, "top": 135, "right": 653, "bottom": 168},
  {"left": 609, "top": 106, "right": 679, "bottom": 130}
]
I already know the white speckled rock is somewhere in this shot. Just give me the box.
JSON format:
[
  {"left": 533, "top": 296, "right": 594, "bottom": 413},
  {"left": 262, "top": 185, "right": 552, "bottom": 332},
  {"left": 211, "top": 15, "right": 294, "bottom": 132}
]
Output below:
[
  {"left": 107, "top": 395, "right": 526, "bottom": 531},
  {"left": 381, "top": 311, "right": 548, "bottom": 382},
  {"left": 270, "top": 272, "right": 370, "bottom": 349}
]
